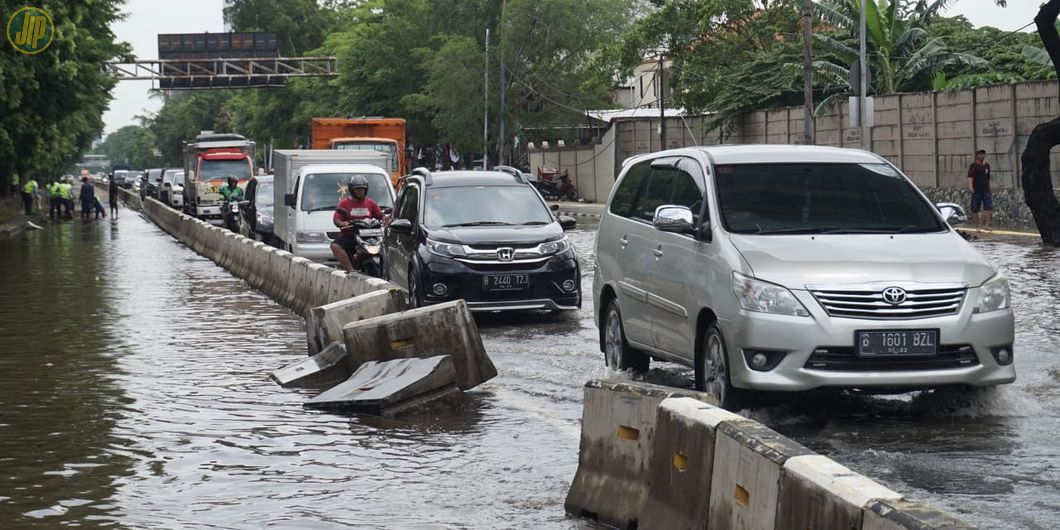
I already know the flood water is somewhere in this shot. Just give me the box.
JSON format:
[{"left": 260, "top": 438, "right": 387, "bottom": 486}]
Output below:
[{"left": 1, "top": 210, "right": 1058, "bottom": 529}]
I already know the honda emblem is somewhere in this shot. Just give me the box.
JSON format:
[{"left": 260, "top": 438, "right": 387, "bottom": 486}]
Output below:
[{"left": 497, "top": 247, "right": 515, "bottom": 261}]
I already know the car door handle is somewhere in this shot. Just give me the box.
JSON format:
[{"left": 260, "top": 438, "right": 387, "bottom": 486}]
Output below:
[
  {"left": 652, "top": 248, "right": 663, "bottom": 257},
  {"left": 619, "top": 236, "right": 628, "bottom": 249}
]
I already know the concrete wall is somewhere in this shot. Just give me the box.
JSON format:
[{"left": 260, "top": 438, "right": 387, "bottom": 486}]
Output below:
[
  {"left": 529, "top": 81, "right": 1060, "bottom": 225},
  {"left": 134, "top": 196, "right": 399, "bottom": 317}
]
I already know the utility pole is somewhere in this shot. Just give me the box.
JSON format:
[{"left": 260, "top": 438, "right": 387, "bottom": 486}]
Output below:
[
  {"left": 497, "top": 0, "right": 507, "bottom": 166},
  {"left": 658, "top": 52, "right": 666, "bottom": 150},
  {"left": 802, "top": 0, "right": 815, "bottom": 144},
  {"left": 484, "top": 28, "right": 490, "bottom": 167},
  {"left": 859, "top": 0, "right": 869, "bottom": 150}
]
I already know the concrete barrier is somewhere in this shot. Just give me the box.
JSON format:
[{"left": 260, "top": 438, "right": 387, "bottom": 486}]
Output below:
[
  {"left": 326, "top": 269, "right": 348, "bottom": 303},
  {"left": 707, "top": 418, "right": 815, "bottom": 529},
  {"left": 306, "top": 289, "right": 408, "bottom": 355},
  {"left": 304, "top": 355, "right": 460, "bottom": 416},
  {"left": 270, "top": 341, "right": 350, "bottom": 388},
  {"left": 640, "top": 397, "right": 745, "bottom": 530},
  {"left": 341, "top": 299, "right": 496, "bottom": 390},
  {"left": 777, "top": 455, "right": 903, "bottom": 530},
  {"left": 564, "top": 380, "right": 716, "bottom": 529},
  {"left": 284, "top": 256, "right": 312, "bottom": 316},
  {"left": 863, "top": 499, "right": 976, "bottom": 530},
  {"left": 246, "top": 243, "right": 273, "bottom": 291},
  {"left": 306, "top": 263, "right": 334, "bottom": 310}
]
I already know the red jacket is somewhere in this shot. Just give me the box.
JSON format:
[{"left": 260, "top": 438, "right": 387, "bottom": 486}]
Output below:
[{"left": 334, "top": 196, "right": 382, "bottom": 227}]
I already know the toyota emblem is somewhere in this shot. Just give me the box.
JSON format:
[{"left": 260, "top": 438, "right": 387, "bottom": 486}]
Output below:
[
  {"left": 882, "top": 287, "right": 907, "bottom": 305},
  {"left": 497, "top": 247, "right": 515, "bottom": 261}
]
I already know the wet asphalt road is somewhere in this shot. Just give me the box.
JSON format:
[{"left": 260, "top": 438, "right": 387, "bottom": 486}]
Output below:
[{"left": 0, "top": 211, "right": 1057, "bottom": 528}]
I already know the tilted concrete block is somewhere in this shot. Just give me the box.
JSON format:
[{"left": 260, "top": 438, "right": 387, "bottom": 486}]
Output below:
[
  {"left": 270, "top": 341, "right": 351, "bottom": 388},
  {"left": 304, "top": 355, "right": 460, "bottom": 416},
  {"left": 306, "top": 289, "right": 408, "bottom": 356},
  {"left": 863, "top": 499, "right": 977, "bottom": 530},
  {"left": 341, "top": 299, "right": 495, "bottom": 390}
]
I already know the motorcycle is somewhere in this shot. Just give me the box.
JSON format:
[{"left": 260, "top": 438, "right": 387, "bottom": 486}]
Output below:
[
  {"left": 348, "top": 217, "right": 385, "bottom": 278},
  {"left": 222, "top": 199, "right": 240, "bottom": 232},
  {"left": 533, "top": 167, "right": 579, "bottom": 202}
]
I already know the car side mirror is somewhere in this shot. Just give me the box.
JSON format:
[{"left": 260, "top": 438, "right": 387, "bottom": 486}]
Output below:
[
  {"left": 936, "top": 202, "right": 967, "bottom": 226},
  {"left": 559, "top": 215, "right": 577, "bottom": 231},
  {"left": 550, "top": 204, "right": 560, "bottom": 211},
  {"left": 389, "top": 218, "right": 413, "bottom": 234},
  {"left": 284, "top": 193, "right": 296, "bottom": 207},
  {"left": 653, "top": 205, "right": 695, "bottom": 234}
]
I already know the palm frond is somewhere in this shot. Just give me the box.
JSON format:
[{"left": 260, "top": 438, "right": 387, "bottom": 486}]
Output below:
[
  {"left": 1023, "top": 46, "right": 1052, "bottom": 66},
  {"left": 812, "top": 1, "right": 856, "bottom": 33},
  {"left": 894, "top": 27, "right": 927, "bottom": 56},
  {"left": 815, "top": 92, "right": 849, "bottom": 117},
  {"left": 812, "top": 33, "right": 859, "bottom": 61}
]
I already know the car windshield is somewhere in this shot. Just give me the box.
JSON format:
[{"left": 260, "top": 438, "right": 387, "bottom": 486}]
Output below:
[
  {"left": 715, "top": 163, "right": 945, "bottom": 235},
  {"left": 257, "top": 181, "right": 274, "bottom": 208},
  {"left": 200, "top": 160, "right": 251, "bottom": 181},
  {"left": 333, "top": 142, "right": 398, "bottom": 172},
  {"left": 299, "top": 172, "right": 392, "bottom": 212},
  {"left": 423, "top": 185, "right": 553, "bottom": 228}
]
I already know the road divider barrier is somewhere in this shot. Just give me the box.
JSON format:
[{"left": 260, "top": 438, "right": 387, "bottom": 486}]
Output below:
[
  {"left": 306, "top": 289, "right": 409, "bottom": 356},
  {"left": 136, "top": 197, "right": 401, "bottom": 317},
  {"left": 304, "top": 355, "right": 461, "bottom": 416},
  {"left": 566, "top": 383, "right": 977, "bottom": 529}
]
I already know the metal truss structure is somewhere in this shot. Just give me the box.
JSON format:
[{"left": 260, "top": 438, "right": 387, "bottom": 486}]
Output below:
[{"left": 103, "top": 56, "right": 338, "bottom": 89}]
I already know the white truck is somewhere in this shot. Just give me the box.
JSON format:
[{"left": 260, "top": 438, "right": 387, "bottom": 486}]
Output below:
[{"left": 273, "top": 149, "right": 396, "bottom": 264}]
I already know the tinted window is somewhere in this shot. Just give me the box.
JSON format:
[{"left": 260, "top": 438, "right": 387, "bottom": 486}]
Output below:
[
  {"left": 671, "top": 165, "right": 703, "bottom": 225},
  {"left": 633, "top": 168, "right": 676, "bottom": 222},
  {"left": 397, "top": 185, "right": 420, "bottom": 224},
  {"left": 300, "top": 172, "right": 393, "bottom": 212},
  {"left": 609, "top": 161, "right": 649, "bottom": 217},
  {"left": 423, "top": 185, "right": 552, "bottom": 228},
  {"left": 714, "top": 163, "right": 945, "bottom": 234},
  {"left": 256, "top": 181, "right": 274, "bottom": 207}
]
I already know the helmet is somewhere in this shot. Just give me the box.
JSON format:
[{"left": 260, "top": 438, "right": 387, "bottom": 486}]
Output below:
[
  {"left": 227, "top": 175, "right": 238, "bottom": 186},
  {"left": 348, "top": 175, "right": 369, "bottom": 195}
]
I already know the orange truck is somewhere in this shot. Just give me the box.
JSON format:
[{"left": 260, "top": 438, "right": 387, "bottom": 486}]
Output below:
[{"left": 310, "top": 117, "right": 407, "bottom": 187}]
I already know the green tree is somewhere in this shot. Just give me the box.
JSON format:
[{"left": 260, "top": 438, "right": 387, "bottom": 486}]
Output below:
[
  {"left": 223, "top": 0, "right": 338, "bottom": 56},
  {"left": 149, "top": 92, "right": 233, "bottom": 166},
  {"left": 0, "top": 1, "right": 131, "bottom": 193},
  {"left": 99, "top": 125, "right": 161, "bottom": 169}
]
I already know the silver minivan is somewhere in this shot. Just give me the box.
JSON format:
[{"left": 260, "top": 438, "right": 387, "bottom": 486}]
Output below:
[{"left": 593, "top": 145, "right": 1015, "bottom": 408}]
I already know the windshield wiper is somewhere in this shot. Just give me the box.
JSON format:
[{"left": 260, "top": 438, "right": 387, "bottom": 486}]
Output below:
[
  {"left": 305, "top": 206, "right": 337, "bottom": 213},
  {"left": 442, "top": 221, "right": 514, "bottom": 227},
  {"left": 521, "top": 221, "right": 549, "bottom": 225},
  {"left": 754, "top": 226, "right": 836, "bottom": 235}
]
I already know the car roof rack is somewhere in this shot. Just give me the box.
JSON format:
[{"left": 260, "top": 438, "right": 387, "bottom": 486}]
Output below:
[
  {"left": 410, "top": 166, "right": 432, "bottom": 185},
  {"left": 491, "top": 165, "right": 528, "bottom": 183}
]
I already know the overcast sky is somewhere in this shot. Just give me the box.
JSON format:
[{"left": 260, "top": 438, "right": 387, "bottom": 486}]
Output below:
[{"left": 100, "top": 0, "right": 1044, "bottom": 137}]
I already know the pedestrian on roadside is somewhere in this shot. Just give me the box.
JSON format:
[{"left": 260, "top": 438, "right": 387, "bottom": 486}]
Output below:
[
  {"left": 47, "top": 178, "right": 61, "bottom": 220},
  {"left": 79, "top": 176, "right": 95, "bottom": 220},
  {"left": 108, "top": 173, "right": 119, "bottom": 218},
  {"left": 20, "top": 178, "right": 38, "bottom": 215},
  {"left": 967, "top": 149, "right": 992, "bottom": 233}
]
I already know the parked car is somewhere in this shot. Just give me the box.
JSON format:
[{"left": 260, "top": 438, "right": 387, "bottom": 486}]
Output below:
[
  {"left": 121, "top": 171, "right": 142, "bottom": 189},
  {"left": 593, "top": 145, "right": 1015, "bottom": 409},
  {"left": 142, "top": 168, "right": 165, "bottom": 200},
  {"left": 112, "top": 170, "right": 128, "bottom": 187},
  {"left": 384, "top": 168, "right": 580, "bottom": 312},
  {"left": 239, "top": 174, "right": 277, "bottom": 245},
  {"left": 160, "top": 169, "right": 185, "bottom": 209}
]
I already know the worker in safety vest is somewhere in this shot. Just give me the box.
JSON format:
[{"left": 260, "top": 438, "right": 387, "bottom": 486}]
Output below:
[
  {"left": 20, "top": 179, "right": 39, "bottom": 215},
  {"left": 59, "top": 178, "right": 74, "bottom": 219},
  {"left": 46, "top": 178, "right": 61, "bottom": 219}
]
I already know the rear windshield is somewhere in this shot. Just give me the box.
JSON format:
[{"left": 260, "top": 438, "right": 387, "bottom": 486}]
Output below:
[
  {"left": 423, "top": 185, "right": 552, "bottom": 228},
  {"left": 300, "top": 172, "right": 393, "bottom": 212},
  {"left": 714, "top": 163, "right": 945, "bottom": 235},
  {"left": 257, "top": 181, "right": 274, "bottom": 207},
  {"left": 333, "top": 142, "right": 398, "bottom": 172}
]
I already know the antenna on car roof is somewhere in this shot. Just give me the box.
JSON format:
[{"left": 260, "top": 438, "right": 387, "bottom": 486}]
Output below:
[{"left": 411, "top": 166, "right": 432, "bottom": 185}]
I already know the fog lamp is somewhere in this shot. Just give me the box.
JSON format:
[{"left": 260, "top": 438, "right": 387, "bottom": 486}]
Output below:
[
  {"left": 562, "top": 279, "right": 577, "bottom": 292},
  {"left": 432, "top": 283, "right": 448, "bottom": 296}
]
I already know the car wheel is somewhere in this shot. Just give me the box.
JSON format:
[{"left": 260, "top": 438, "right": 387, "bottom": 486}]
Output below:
[
  {"left": 603, "top": 299, "right": 649, "bottom": 373},
  {"left": 697, "top": 323, "right": 746, "bottom": 410},
  {"left": 407, "top": 265, "right": 423, "bottom": 308}
]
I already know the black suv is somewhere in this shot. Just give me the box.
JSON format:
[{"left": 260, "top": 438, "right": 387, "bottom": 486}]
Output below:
[{"left": 385, "top": 168, "right": 581, "bottom": 312}]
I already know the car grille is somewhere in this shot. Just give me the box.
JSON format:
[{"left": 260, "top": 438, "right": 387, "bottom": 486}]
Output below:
[
  {"left": 809, "top": 285, "right": 966, "bottom": 319},
  {"left": 804, "top": 345, "right": 979, "bottom": 372}
]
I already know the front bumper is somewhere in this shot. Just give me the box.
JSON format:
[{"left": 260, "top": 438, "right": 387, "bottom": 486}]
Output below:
[
  {"left": 721, "top": 289, "right": 1016, "bottom": 392},
  {"left": 417, "top": 250, "right": 581, "bottom": 312}
]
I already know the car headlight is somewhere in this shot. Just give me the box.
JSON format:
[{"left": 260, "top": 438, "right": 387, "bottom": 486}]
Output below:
[
  {"left": 296, "top": 231, "right": 326, "bottom": 243},
  {"left": 732, "top": 272, "right": 810, "bottom": 317},
  {"left": 539, "top": 237, "right": 570, "bottom": 255},
  {"left": 426, "top": 238, "right": 467, "bottom": 257},
  {"left": 975, "top": 274, "right": 1010, "bottom": 314}
]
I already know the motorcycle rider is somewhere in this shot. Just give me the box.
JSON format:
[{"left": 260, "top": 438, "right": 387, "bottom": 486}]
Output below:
[
  {"left": 219, "top": 175, "right": 244, "bottom": 230},
  {"left": 330, "top": 174, "right": 383, "bottom": 273}
]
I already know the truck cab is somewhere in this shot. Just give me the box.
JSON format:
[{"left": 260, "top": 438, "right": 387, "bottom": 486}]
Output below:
[
  {"left": 184, "top": 132, "right": 254, "bottom": 221},
  {"left": 280, "top": 163, "right": 395, "bottom": 264}
]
